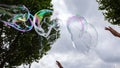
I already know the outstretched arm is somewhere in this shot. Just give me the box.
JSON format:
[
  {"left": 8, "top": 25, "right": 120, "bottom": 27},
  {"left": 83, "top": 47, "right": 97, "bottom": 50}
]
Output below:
[
  {"left": 105, "top": 26, "right": 120, "bottom": 37},
  {"left": 56, "top": 60, "right": 63, "bottom": 68}
]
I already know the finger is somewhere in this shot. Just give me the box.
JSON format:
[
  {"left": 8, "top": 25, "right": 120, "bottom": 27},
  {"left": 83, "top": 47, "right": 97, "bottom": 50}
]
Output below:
[{"left": 105, "top": 27, "right": 109, "bottom": 30}]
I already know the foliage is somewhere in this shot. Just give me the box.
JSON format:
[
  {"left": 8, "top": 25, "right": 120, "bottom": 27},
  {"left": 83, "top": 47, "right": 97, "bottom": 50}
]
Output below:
[{"left": 96, "top": 0, "right": 120, "bottom": 25}]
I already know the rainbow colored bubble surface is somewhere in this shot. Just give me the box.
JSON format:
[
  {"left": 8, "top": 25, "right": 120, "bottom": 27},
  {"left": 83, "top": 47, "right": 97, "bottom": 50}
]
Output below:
[{"left": 0, "top": 4, "right": 59, "bottom": 37}]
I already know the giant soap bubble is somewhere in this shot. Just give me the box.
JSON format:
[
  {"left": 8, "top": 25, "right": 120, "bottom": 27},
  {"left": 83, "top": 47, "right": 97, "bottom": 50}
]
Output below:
[
  {"left": 0, "top": 4, "right": 60, "bottom": 37},
  {"left": 0, "top": 4, "right": 33, "bottom": 32},
  {"left": 67, "top": 15, "right": 98, "bottom": 54}
]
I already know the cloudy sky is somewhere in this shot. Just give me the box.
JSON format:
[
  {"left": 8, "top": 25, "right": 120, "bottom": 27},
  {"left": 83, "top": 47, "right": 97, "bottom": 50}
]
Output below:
[{"left": 20, "top": 0, "right": 120, "bottom": 68}]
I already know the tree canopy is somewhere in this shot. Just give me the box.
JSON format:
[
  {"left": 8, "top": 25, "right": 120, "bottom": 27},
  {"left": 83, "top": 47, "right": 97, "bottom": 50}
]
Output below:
[
  {"left": 96, "top": 0, "right": 120, "bottom": 25},
  {"left": 0, "top": 0, "right": 60, "bottom": 68}
]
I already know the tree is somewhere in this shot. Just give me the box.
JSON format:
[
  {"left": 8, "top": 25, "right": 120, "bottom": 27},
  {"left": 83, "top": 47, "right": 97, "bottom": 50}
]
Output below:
[
  {"left": 97, "top": 0, "right": 120, "bottom": 25},
  {"left": 0, "top": 0, "right": 60, "bottom": 68}
]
